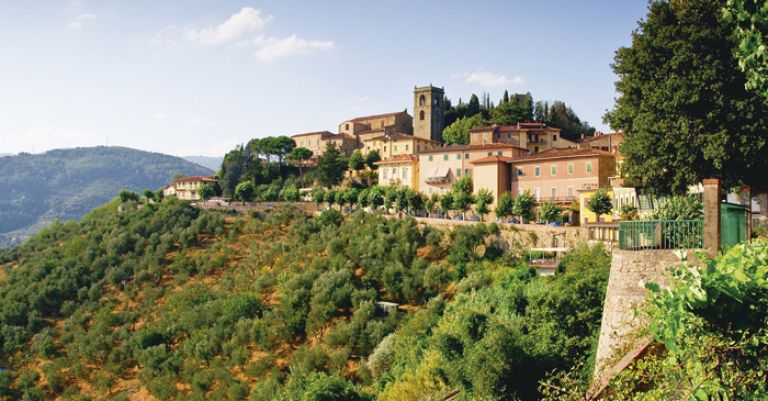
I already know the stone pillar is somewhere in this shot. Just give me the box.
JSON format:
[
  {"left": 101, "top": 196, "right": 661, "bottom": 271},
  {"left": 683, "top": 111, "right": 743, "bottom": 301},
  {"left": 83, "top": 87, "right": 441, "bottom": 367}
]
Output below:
[
  {"left": 741, "top": 187, "right": 752, "bottom": 242},
  {"left": 703, "top": 179, "right": 721, "bottom": 256}
]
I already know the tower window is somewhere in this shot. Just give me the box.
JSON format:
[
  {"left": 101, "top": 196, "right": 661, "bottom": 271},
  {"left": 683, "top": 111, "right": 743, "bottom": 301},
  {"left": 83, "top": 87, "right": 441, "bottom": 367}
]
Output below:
[
  {"left": 419, "top": 95, "right": 426, "bottom": 106},
  {"left": 420, "top": 110, "right": 425, "bottom": 121}
]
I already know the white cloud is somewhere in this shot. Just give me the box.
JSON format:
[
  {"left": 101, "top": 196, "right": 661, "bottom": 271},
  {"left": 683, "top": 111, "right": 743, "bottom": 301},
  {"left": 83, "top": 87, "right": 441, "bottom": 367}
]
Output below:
[
  {"left": 153, "top": 112, "right": 170, "bottom": 121},
  {"left": 67, "top": 13, "right": 96, "bottom": 30},
  {"left": 463, "top": 68, "right": 525, "bottom": 88},
  {"left": 183, "top": 7, "right": 272, "bottom": 46},
  {"left": 150, "top": 26, "right": 181, "bottom": 46},
  {"left": 253, "top": 34, "right": 334, "bottom": 62},
  {"left": 191, "top": 117, "right": 216, "bottom": 126}
]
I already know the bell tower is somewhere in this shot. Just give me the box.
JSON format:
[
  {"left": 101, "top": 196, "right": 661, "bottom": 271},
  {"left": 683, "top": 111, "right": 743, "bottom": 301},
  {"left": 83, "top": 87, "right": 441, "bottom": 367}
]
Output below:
[{"left": 413, "top": 85, "right": 445, "bottom": 142}]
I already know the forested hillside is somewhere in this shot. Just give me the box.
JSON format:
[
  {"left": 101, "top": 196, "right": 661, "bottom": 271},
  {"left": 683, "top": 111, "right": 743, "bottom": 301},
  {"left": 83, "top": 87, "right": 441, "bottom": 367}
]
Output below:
[
  {"left": 0, "top": 198, "right": 610, "bottom": 401},
  {"left": 0, "top": 147, "right": 211, "bottom": 248}
]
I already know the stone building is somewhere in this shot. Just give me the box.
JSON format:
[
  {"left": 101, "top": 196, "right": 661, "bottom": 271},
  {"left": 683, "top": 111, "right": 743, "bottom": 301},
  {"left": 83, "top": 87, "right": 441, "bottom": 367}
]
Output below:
[
  {"left": 363, "top": 132, "right": 440, "bottom": 159},
  {"left": 338, "top": 110, "right": 413, "bottom": 144},
  {"left": 291, "top": 131, "right": 357, "bottom": 157},
  {"left": 469, "top": 122, "right": 576, "bottom": 154},
  {"left": 413, "top": 85, "right": 445, "bottom": 142}
]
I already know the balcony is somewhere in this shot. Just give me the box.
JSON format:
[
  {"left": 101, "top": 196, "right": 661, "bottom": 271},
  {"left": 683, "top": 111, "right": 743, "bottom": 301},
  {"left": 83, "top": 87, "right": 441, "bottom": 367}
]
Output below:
[{"left": 533, "top": 196, "right": 577, "bottom": 204}]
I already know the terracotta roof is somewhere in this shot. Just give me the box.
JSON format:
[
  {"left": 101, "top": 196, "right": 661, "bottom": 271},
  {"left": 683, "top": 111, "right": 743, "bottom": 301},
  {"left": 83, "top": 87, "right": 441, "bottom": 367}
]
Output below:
[
  {"left": 579, "top": 132, "right": 624, "bottom": 143},
  {"left": 175, "top": 176, "right": 217, "bottom": 183},
  {"left": 419, "top": 143, "right": 525, "bottom": 154},
  {"left": 375, "top": 154, "right": 419, "bottom": 165},
  {"left": 469, "top": 155, "right": 516, "bottom": 164},
  {"left": 291, "top": 130, "right": 335, "bottom": 138},
  {"left": 355, "top": 129, "right": 385, "bottom": 135},
  {"left": 346, "top": 110, "right": 410, "bottom": 123},
  {"left": 469, "top": 122, "right": 560, "bottom": 133},
  {"left": 510, "top": 147, "right": 615, "bottom": 162}
]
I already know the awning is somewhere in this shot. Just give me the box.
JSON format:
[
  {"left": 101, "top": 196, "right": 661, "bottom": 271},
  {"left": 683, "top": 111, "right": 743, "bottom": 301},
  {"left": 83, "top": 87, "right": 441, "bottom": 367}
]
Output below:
[{"left": 426, "top": 167, "right": 450, "bottom": 183}]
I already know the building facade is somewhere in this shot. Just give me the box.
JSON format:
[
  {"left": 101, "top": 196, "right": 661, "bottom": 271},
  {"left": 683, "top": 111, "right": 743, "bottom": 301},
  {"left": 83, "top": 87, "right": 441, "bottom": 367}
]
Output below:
[
  {"left": 169, "top": 176, "right": 218, "bottom": 201},
  {"left": 509, "top": 148, "right": 616, "bottom": 204},
  {"left": 338, "top": 111, "right": 413, "bottom": 138},
  {"left": 413, "top": 85, "right": 445, "bottom": 142},
  {"left": 469, "top": 123, "right": 576, "bottom": 154},
  {"left": 418, "top": 143, "right": 528, "bottom": 196},
  {"left": 291, "top": 131, "right": 357, "bottom": 157},
  {"left": 376, "top": 154, "right": 420, "bottom": 190},
  {"left": 363, "top": 133, "right": 440, "bottom": 159}
]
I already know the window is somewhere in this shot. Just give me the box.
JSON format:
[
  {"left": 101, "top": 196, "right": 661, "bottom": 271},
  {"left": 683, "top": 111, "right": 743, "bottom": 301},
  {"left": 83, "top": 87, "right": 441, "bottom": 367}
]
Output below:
[
  {"left": 487, "top": 152, "right": 492, "bottom": 156},
  {"left": 419, "top": 95, "right": 426, "bottom": 106},
  {"left": 551, "top": 165, "right": 557, "bottom": 176},
  {"left": 567, "top": 163, "right": 574, "bottom": 175},
  {"left": 535, "top": 146, "right": 539, "bottom": 153},
  {"left": 465, "top": 153, "right": 470, "bottom": 159},
  {"left": 568, "top": 186, "right": 574, "bottom": 199},
  {"left": 405, "top": 144, "right": 409, "bottom": 151},
  {"left": 465, "top": 168, "right": 471, "bottom": 176},
  {"left": 534, "top": 166, "right": 541, "bottom": 177},
  {"left": 384, "top": 146, "right": 387, "bottom": 152},
  {"left": 456, "top": 153, "right": 461, "bottom": 160},
  {"left": 457, "top": 169, "right": 462, "bottom": 177},
  {"left": 497, "top": 151, "right": 503, "bottom": 156},
  {"left": 383, "top": 169, "right": 389, "bottom": 179},
  {"left": 586, "top": 162, "right": 593, "bottom": 173},
  {"left": 402, "top": 167, "right": 408, "bottom": 179},
  {"left": 474, "top": 133, "right": 479, "bottom": 141},
  {"left": 443, "top": 154, "right": 448, "bottom": 161},
  {"left": 552, "top": 134, "right": 557, "bottom": 142},
  {"left": 429, "top": 155, "right": 433, "bottom": 161},
  {"left": 420, "top": 110, "right": 425, "bottom": 120},
  {"left": 345, "top": 123, "right": 349, "bottom": 130},
  {"left": 551, "top": 188, "right": 557, "bottom": 199},
  {"left": 517, "top": 167, "right": 524, "bottom": 177}
]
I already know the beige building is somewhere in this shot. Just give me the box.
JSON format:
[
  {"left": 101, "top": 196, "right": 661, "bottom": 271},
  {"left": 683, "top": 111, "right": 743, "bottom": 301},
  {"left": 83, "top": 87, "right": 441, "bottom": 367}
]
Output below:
[
  {"left": 338, "top": 111, "right": 413, "bottom": 139},
  {"left": 376, "top": 154, "right": 420, "bottom": 190},
  {"left": 418, "top": 143, "right": 528, "bottom": 196},
  {"left": 469, "top": 122, "right": 576, "bottom": 154},
  {"left": 577, "top": 131, "right": 624, "bottom": 154},
  {"left": 168, "top": 176, "right": 218, "bottom": 201},
  {"left": 363, "top": 132, "right": 440, "bottom": 159},
  {"left": 510, "top": 148, "right": 616, "bottom": 204},
  {"left": 470, "top": 155, "right": 514, "bottom": 207},
  {"left": 291, "top": 131, "right": 357, "bottom": 157}
]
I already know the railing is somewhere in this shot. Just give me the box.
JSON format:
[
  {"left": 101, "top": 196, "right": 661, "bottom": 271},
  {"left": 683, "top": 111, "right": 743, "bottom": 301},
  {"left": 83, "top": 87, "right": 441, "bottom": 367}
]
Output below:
[
  {"left": 618, "top": 220, "right": 703, "bottom": 250},
  {"left": 534, "top": 196, "right": 577, "bottom": 203},
  {"left": 587, "top": 223, "right": 619, "bottom": 243}
]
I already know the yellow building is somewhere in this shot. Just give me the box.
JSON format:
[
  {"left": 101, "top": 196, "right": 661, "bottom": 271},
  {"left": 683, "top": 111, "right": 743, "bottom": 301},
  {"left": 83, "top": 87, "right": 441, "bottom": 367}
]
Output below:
[
  {"left": 291, "top": 131, "right": 357, "bottom": 157},
  {"left": 578, "top": 188, "right": 614, "bottom": 225},
  {"left": 170, "top": 176, "right": 218, "bottom": 201},
  {"left": 363, "top": 132, "right": 440, "bottom": 159},
  {"left": 375, "top": 154, "right": 420, "bottom": 190}
]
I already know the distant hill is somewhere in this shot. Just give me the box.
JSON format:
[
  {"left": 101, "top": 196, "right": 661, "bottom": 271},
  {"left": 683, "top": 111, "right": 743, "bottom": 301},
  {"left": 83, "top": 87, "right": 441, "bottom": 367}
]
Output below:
[
  {"left": 0, "top": 153, "right": 13, "bottom": 157},
  {"left": 0, "top": 146, "right": 212, "bottom": 248},
  {"left": 183, "top": 155, "right": 223, "bottom": 171}
]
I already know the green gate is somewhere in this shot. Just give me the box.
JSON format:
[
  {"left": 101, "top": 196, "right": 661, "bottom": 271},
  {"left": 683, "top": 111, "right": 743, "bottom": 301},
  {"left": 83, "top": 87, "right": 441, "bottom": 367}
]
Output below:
[{"left": 721, "top": 202, "right": 747, "bottom": 249}]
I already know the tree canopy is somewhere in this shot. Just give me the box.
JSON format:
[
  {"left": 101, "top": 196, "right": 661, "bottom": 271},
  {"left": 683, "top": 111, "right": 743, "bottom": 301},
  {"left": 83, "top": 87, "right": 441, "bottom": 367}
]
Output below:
[
  {"left": 607, "top": 0, "right": 768, "bottom": 194},
  {"left": 317, "top": 143, "right": 347, "bottom": 188}
]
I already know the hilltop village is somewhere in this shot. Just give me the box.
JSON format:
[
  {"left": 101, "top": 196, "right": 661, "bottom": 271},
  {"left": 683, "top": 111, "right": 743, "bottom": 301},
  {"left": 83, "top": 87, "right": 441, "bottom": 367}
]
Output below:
[{"left": 166, "top": 84, "right": 631, "bottom": 225}]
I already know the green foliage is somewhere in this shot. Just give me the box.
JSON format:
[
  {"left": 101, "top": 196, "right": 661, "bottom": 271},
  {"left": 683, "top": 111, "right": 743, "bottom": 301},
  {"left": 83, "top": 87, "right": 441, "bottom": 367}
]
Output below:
[
  {"left": 650, "top": 194, "right": 703, "bottom": 220},
  {"left": 538, "top": 201, "right": 562, "bottom": 223},
  {"left": 512, "top": 191, "right": 535, "bottom": 223},
  {"left": 619, "top": 204, "right": 639, "bottom": 221},
  {"left": 317, "top": 144, "right": 347, "bottom": 188},
  {"left": 348, "top": 150, "right": 365, "bottom": 172},
  {"left": 234, "top": 181, "right": 255, "bottom": 202},
  {"left": 300, "top": 372, "right": 368, "bottom": 401},
  {"left": 496, "top": 192, "right": 514, "bottom": 220},
  {"left": 364, "top": 150, "right": 381, "bottom": 171},
  {"left": 475, "top": 188, "right": 494, "bottom": 217},
  {"left": 119, "top": 189, "right": 140, "bottom": 203},
  {"left": 725, "top": 0, "right": 768, "bottom": 98},
  {"left": 198, "top": 183, "right": 215, "bottom": 201},
  {"left": 608, "top": 0, "right": 768, "bottom": 194},
  {"left": 587, "top": 189, "right": 612, "bottom": 220},
  {"left": 441, "top": 114, "right": 485, "bottom": 145},
  {"left": 489, "top": 92, "right": 533, "bottom": 125}
]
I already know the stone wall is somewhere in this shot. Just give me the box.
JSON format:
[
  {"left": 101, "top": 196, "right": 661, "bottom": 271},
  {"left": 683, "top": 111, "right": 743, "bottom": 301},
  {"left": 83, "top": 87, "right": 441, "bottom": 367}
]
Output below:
[{"left": 594, "top": 249, "right": 700, "bottom": 377}]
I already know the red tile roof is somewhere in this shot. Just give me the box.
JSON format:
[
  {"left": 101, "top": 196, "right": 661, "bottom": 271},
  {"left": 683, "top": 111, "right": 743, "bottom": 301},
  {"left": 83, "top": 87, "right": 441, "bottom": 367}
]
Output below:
[
  {"left": 375, "top": 154, "right": 419, "bottom": 164},
  {"left": 346, "top": 110, "right": 410, "bottom": 123},
  {"left": 469, "top": 122, "right": 560, "bottom": 133},
  {"left": 418, "top": 143, "right": 525, "bottom": 154},
  {"left": 175, "top": 176, "right": 218, "bottom": 183},
  {"left": 291, "top": 130, "right": 336, "bottom": 138},
  {"left": 469, "top": 155, "right": 516, "bottom": 164},
  {"left": 510, "top": 147, "right": 615, "bottom": 162}
]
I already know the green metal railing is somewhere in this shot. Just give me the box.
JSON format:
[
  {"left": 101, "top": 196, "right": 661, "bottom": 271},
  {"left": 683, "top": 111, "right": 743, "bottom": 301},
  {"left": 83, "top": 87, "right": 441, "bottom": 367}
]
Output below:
[{"left": 618, "top": 220, "right": 703, "bottom": 250}]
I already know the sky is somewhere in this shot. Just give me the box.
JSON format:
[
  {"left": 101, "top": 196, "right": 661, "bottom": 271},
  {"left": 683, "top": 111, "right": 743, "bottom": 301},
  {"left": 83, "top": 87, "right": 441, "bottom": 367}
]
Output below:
[{"left": 0, "top": 1, "right": 649, "bottom": 157}]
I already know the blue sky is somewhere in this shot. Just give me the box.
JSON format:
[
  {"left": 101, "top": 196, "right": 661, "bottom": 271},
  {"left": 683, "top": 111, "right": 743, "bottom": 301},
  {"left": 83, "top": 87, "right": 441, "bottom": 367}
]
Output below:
[{"left": 0, "top": 1, "right": 648, "bottom": 156}]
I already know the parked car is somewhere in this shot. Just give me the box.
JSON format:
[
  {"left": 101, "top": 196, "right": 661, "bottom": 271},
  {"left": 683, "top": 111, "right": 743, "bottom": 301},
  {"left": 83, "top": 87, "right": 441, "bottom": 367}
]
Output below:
[{"left": 548, "top": 221, "right": 563, "bottom": 226}]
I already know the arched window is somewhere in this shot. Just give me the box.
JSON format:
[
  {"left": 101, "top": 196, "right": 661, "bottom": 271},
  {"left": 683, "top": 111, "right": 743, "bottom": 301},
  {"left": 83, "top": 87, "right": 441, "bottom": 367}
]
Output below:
[
  {"left": 419, "top": 95, "right": 426, "bottom": 106},
  {"left": 419, "top": 110, "right": 425, "bottom": 120}
]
